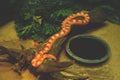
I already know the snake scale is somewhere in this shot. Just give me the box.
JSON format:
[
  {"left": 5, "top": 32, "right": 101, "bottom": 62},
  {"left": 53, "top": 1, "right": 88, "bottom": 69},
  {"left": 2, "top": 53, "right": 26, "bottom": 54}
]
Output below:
[{"left": 31, "top": 11, "right": 90, "bottom": 67}]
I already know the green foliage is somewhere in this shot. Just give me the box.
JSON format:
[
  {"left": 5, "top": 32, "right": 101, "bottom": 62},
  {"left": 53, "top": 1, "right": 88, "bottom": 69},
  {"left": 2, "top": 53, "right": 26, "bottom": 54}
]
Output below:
[
  {"left": 50, "top": 9, "right": 74, "bottom": 23},
  {"left": 15, "top": 0, "right": 120, "bottom": 42},
  {"left": 15, "top": 21, "right": 39, "bottom": 39},
  {"left": 41, "top": 23, "right": 60, "bottom": 35},
  {"left": 15, "top": 0, "right": 76, "bottom": 42}
]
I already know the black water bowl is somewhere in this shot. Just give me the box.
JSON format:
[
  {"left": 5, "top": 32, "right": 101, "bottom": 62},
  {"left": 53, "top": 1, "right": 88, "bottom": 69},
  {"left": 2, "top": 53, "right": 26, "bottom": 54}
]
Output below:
[{"left": 66, "top": 34, "right": 110, "bottom": 64}]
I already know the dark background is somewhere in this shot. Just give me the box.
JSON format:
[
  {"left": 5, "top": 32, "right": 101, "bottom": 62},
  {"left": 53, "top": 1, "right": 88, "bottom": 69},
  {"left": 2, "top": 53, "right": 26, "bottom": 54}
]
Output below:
[{"left": 0, "top": 0, "right": 22, "bottom": 25}]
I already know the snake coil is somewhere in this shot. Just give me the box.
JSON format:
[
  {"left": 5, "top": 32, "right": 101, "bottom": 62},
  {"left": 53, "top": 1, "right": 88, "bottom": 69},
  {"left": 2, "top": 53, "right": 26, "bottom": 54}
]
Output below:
[{"left": 31, "top": 11, "right": 90, "bottom": 67}]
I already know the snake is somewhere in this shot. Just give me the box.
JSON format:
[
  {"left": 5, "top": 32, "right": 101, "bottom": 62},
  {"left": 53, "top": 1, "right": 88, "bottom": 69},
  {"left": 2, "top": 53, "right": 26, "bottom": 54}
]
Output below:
[{"left": 31, "top": 11, "right": 90, "bottom": 67}]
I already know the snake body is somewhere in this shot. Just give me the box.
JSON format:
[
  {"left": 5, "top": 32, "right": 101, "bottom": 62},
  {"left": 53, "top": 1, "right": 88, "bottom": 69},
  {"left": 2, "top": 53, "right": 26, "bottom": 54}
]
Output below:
[{"left": 31, "top": 11, "right": 90, "bottom": 67}]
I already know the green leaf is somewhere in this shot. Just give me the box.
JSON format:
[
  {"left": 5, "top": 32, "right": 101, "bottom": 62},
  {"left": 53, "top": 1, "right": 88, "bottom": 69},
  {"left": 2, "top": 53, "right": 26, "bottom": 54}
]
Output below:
[
  {"left": 24, "top": 13, "right": 33, "bottom": 20},
  {"left": 50, "top": 9, "right": 73, "bottom": 22}
]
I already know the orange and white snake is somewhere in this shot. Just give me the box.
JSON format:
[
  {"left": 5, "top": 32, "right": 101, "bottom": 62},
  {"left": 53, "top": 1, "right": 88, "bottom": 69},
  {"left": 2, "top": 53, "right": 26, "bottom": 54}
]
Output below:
[{"left": 31, "top": 11, "right": 90, "bottom": 67}]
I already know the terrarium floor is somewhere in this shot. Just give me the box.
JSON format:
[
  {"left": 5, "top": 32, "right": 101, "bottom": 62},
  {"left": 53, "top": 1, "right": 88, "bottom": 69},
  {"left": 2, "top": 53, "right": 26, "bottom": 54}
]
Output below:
[{"left": 0, "top": 21, "right": 120, "bottom": 80}]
